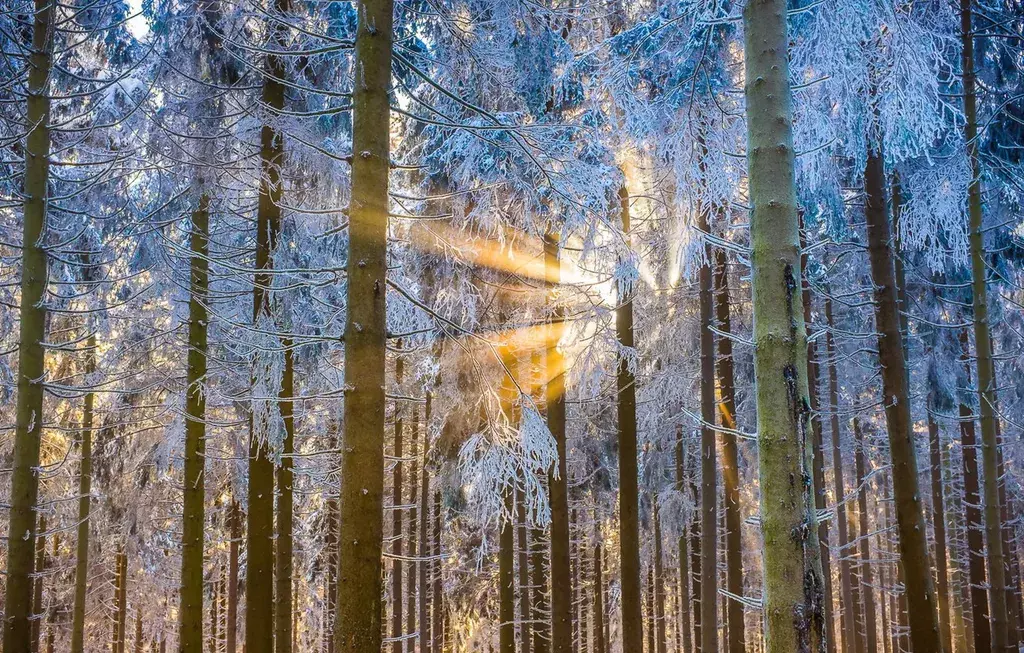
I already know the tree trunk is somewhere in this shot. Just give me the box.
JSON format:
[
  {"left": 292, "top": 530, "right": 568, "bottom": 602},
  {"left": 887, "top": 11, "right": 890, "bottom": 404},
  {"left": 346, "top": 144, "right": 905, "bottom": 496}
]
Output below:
[
  {"left": 517, "top": 487, "right": 532, "bottom": 653},
  {"left": 391, "top": 355, "right": 405, "bottom": 653},
  {"left": 227, "top": 501, "right": 240, "bottom": 653},
  {"left": 407, "top": 408, "right": 419, "bottom": 653},
  {"left": 114, "top": 549, "right": 129, "bottom": 653},
  {"left": 247, "top": 0, "right": 292, "bottom": 646},
  {"left": 928, "top": 407, "right": 954, "bottom": 653},
  {"left": 675, "top": 428, "right": 693, "bottom": 653},
  {"left": 136, "top": 609, "right": 144, "bottom": 653},
  {"left": 694, "top": 195, "right": 719, "bottom": 653},
  {"left": 690, "top": 474, "right": 702, "bottom": 653},
  {"left": 741, "top": 0, "right": 826, "bottom": 650},
  {"left": 432, "top": 490, "right": 444, "bottom": 653},
  {"left": 960, "top": 3, "right": 1009, "bottom": 648},
  {"left": 959, "top": 332, "right": 991, "bottom": 653},
  {"left": 544, "top": 232, "right": 573, "bottom": 653},
  {"left": 593, "top": 520, "right": 606, "bottom": 653},
  {"left": 2, "top": 0, "right": 54, "bottom": 647},
  {"left": 419, "top": 399, "right": 432, "bottom": 653},
  {"left": 72, "top": 321, "right": 97, "bottom": 653},
  {"left": 334, "top": 0, "right": 393, "bottom": 650},
  {"left": 825, "top": 295, "right": 855, "bottom": 653},
  {"left": 853, "top": 420, "right": 878, "bottom": 653},
  {"left": 862, "top": 144, "right": 942, "bottom": 653},
  {"left": 32, "top": 515, "right": 47, "bottom": 653},
  {"left": 501, "top": 489, "right": 516, "bottom": 653},
  {"left": 654, "top": 503, "right": 667, "bottom": 653},
  {"left": 180, "top": 195, "right": 210, "bottom": 653},
  {"left": 714, "top": 249, "right": 745, "bottom": 653},
  {"left": 276, "top": 343, "right": 295, "bottom": 653},
  {"left": 615, "top": 185, "right": 643, "bottom": 653}
]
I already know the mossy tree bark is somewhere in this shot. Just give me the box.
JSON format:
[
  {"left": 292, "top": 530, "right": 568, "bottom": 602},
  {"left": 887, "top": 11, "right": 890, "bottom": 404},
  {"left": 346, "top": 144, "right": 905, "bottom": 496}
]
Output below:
[
  {"left": 180, "top": 195, "right": 210, "bottom": 653},
  {"left": 741, "top": 1, "right": 827, "bottom": 650},
  {"left": 741, "top": 1, "right": 826, "bottom": 650},
  {"left": 862, "top": 143, "right": 943, "bottom": 652},
  {"left": 543, "top": 232, "right": 573, "bottom": 653},
  {"left": 960, "top": 3, "right": 1009, "bottom": 649},
  {"left": 615, "top": 185, "right": 643, "bottom": 653},
  {"left": 2, "top": 0, "right": 54, "bottom": 648},
  {"left": 334, "top": 0, "right": 393, "bottom": 651}
]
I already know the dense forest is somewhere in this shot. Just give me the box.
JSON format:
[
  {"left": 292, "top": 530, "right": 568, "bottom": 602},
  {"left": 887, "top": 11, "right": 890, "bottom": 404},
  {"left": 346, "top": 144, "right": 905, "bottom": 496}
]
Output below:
[{"left": 1, "top": 0, "right": 1023, "bottom": 652}]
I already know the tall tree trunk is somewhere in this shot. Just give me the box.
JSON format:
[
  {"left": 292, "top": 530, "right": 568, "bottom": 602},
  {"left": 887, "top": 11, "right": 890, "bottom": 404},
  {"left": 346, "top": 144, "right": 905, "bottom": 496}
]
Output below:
[
  {"left": 419, "top": 399, "right": 432, "bottom": 653},
  {"left": 136, "top": 609, "right": 144, "bottom": 653},
  {"left": 432, "top": 490, "right": 444, "bottom": 653},
  {"left": 714, "top": 248, "right": 745, "bottom": 653},
  {"left": 32, "top": 515, "right": 47, "bottom": 653},
  {"left": 72, "top": 322, "right": 97, "bottom": 653},
  {"left": 647, "top": 566, "right": 656, "bottom": 653},
  {"left": 276, "top": 343, "right": 295, "bottom": 653},
  {"left": 325, "top": 485, "right": 339, "bottom": 653},
  {"left": 517, "top": 487, "right": 532, "bottom": 653},
  {"left": 803, "top": 242, "right": 835, "bottom": 653},
  {"left": 593, "top": 519, "right": 606, "bottom": 653},
  {"left": 2, "top": 0, "right": 54, "bottom": 647},
  {"left": 334, "top": 0, "right": 392, "bottom": 650},
  {"left": 960, "top": 3, "right": 1009, "bottom": 648},
  {"left": 615, "top": 186, "right": 643, "bottom": 653},
  {"left": 247, "top": 0, "right": 292, "bottom": 646},
  {"left": 180, "top": 196, "right": 210, "bottom": 653},
  {"left": 825, "top": 295, "right": 855, "bottom": 653},
  {"left": 391, "top": 355, "right": 405, "bottom": 653},
  {"left": 959, "top": 332, "right": 991, "bottom": 653},
  {"left": 696, "top": 198, "right": 719, "bottom": 653},
  {"left": 407, "top": 408, "right": 419, "bottom": 653},
  {"left": 501, "top": 490, "right": 516, "bottom": 653},
  {"left": 928, "top": 408, "right": 954, "bottom": 653},
  {"left": 227, "top": 501, "right": 240, "bottom": 653},
  {"left": 114, "top": 549, "right": 129, "bottom": 653},
  {"left": 654, "top": 503, "right": 667, "bottom": 653},
  {"left": 853, "top": 420, "right": 878, "bottom": 653},
  {"left": 675, "top": 428, "right": 693, "bottom": 653},
  {"left": 690, "top": 475, "right": 702, "bottom": 653},
  {"left": 862, "top": 144, "right": 942, "bottom": 652},
  {"left": 544, "top": 232, "right": 573, "bottom": 653},
  {"left": 741, "top": 1, "right": 826, "bottom": 649}
]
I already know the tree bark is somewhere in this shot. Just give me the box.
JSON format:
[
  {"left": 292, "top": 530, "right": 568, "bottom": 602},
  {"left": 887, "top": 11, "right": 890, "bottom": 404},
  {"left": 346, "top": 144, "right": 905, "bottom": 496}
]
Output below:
[
  {"left": 517, "top": 486, "right": 532, "bottom": 653},
  {"left": 862, "top": 144, "right": 942, "bottom": 653},
  {"left": 276, "top": 342, "right": 295, "bottom": 653},
  {"left": 391, "top": 355, "right": 405, "bottom": 653},
  {"left": 227, "top": 501, "right": 240, "bottom": 653},
  {"left": 695, "top": 196, "right": 719, "bottom": 653},
  {"left": 825, "top": 296, "right": 855, "bottom": 653},
  {"left": 334, "top": 0, "right": 393, "bottom": 650},
  {"left": 407, "top": 408, "right": 419, "bottom": 653},
  {"left": 544, "top": 232, "right": 573, "bottom": 653},
  {"left": 742, "top": 1, "right": 826, "bottom": 650},
  {"left": 714, "top": 248, "right": 745, "bottom": 653},
  {"left": 432, "top": 490, "right": 444, "bottom": 653},
  {"left": 501, "top": 489, "right": 516, "bottom": 653},
  {"left": 593, "top": 518, "right": 606, "bottom": 653},
  {"left": 654, "top": 503, "right": 667, "bottom": 653},
  {"left": 675, "top": 427, "right": 692, "bottom": 653},
  {"left": 959, "top": 330, "right": 991, "bottom": 653},
  {"left": 2, "top": 0, "right": 54, "bottom": 647},
  {"left": 180, "top": 196, "right": 210, "bottom": 653},
  {"left": 928, "top": 406, "right": 954, "bottom": 653},
  {"left": 31, "top": 515, "right": 47, "bottom": 653},
  {"left": 960, "top": 3, "right": 1009, "bottom": 649},
  {"left": 419, "top": 399, "right": 432, "bottom": 653},
  {"left": 853, "top": 420, "right": 878, "bottom": 653},
  {"left": 615, "top": 185, "right": 643, "bottom": 653},
  {"left": 72, "top": 320, "right": 97, "bottom": 653}
]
